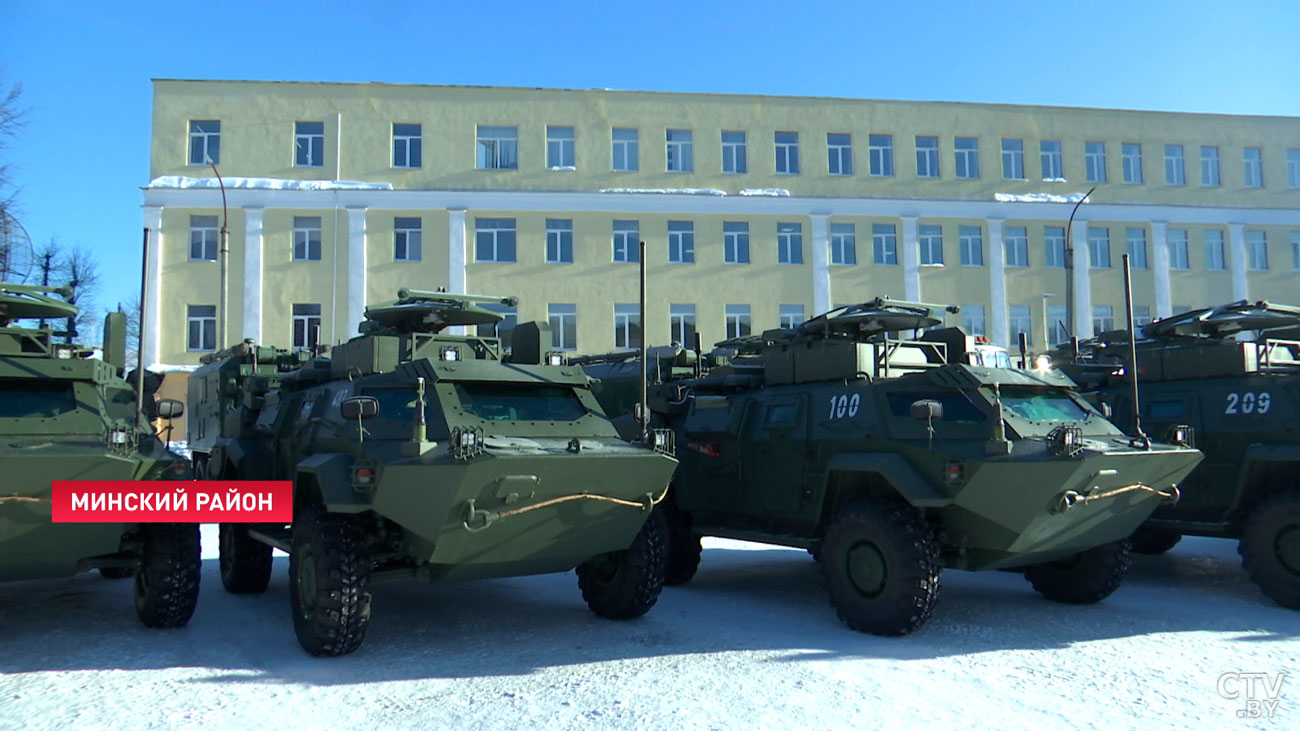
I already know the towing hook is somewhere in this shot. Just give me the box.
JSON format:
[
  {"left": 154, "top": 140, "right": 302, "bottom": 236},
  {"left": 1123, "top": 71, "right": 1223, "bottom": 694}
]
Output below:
[
  {"left": 1163, "top": 485, "right": 1181, "bottom": 504},
  {"left": 1060, "top": 490, "right": 1083, "bottom": 511},
  {"left": 462, "top": 499, "right": 496, "bottom": 533}
]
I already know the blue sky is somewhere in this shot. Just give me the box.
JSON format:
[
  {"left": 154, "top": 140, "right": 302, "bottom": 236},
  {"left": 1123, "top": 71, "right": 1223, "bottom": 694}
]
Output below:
[{"left": 2, "top": 0, "right": 1298, "bottom": 324}]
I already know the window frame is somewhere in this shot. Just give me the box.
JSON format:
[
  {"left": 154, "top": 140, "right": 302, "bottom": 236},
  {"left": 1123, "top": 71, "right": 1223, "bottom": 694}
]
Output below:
[
  {"left": 670, "top": 304, "right": 696, "bottom": 346},
  {"left": 1087, "top": 227, "right": 1111, "bottom": 269},
  {"left": 393, "top": 216, "right": 422, "bottom": 262},
  {"left": 872, "top": 223, "right": 898, "bottom": 266},
  {"left": 830, "top": 222, "right": 856, "bottom": 265},
  {"left": 1001, "top": 138, "right": 1025, "bottom": 180},
  {"left": 919, "top": 224, "right": 944, "bottom": 266},
  {"left": 1126, "top": 228, "right": 1148, "bottom": 270},
  {"left": 721, "top": 130, "right": 747, "bottom": 174},
  {"left": 548, "top": 303, "right": 577, "bottom": 351},
  {"left": 545, "top": 218, "right": 573, "bottom": 264},
  {"left": 723, "top": 221, "right": 750, "bottom": 264},
  {"left": 1084, "top": 141, "right": 1107, "bottom": 183},
  {"left": 827, "top": 133, "right": 853, "bottom": 176},
  {"left": 1168, "top": 228, "right": 1190, "bottom": 270},
  {"left": 777, "top": 222, "right": 803, "bottom": 264},
  {"left": 186, "top": 304, "right": 217, "bottom": 352},
  {"left": 915, "top": 135, "right": 940, "bottom": 178},
  {"left": 958, "top": 225, "right": 983, "bottom": 267},
  {"left": 666, "top": 129, "right": 693, "bottom": 173},
  {"left": 1243, "top": 147, "right": 1263, "bottom": 188},
  {"left": 774, "top": 131, "right": 800, "bottom": 175},
  {"left": 612, "top": 220, "right": 640, "bottom": 263},
  {"left": 612, "top": 127, "right": 639, "bottom": 172},
  {"left": 1204, "top": 229, "right": 1226, "bottom": 271},
  {"left": 954, "top": 137, "right": 979, "bottom": 179},
  {"left": 1122, "top": 142, "right": 1143, "bottom": 184},
  {"left": 189, "top": 215, "right": 218, "bottom": 261},
  {"left": 294, "top": 121, "right": 325, "bottom": 168},
  {"left": 392, "top": 123, "right": 422, "bottom": 169},
  {"left": 1044, "top": 226, "right": 1066, "bottom": 268},
  {"left": 1004, "top": 225, "right": 1029, "bottom": 268},
  {"left": 1040, "top": 140, "right": 1064, "bottom": 181},
  {"left": 292, "top": 216, "right": 323, "bottom": 261},
  {"left": 1165, "top": 144, "right": 1186, "bottom": 185},
  {"left": 546, "top": 125, "right": 576, "bottom": 169},
  {"left": 475, "top": 217, "right": 518, "bottom": 263},
  {"left": 613, "top": 303, "right": 642, "bottom": 350},
  {"left": 188, "top": 120, "right": 220, "bottom": 165},
  {"left": 724, "top": 304, "right": 752, "bottom": 339},
  {"left": 668, "top": 220, "right": 695, "bottom": 264},
  {"left": 291, "top": 303, "right": 323, "bottom": 350},
  {"left": 868, "top": 134, "right": 894, "bottom": 177},
  {"left": 1200, "top": 146, "right": 1220, "bottom": 186},
  {"left": 476, "top": 125, "right": 519, "bottom": 170}
]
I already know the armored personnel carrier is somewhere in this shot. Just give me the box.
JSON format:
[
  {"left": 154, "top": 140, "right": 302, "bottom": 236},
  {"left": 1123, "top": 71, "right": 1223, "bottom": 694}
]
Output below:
[
  {"left": 1051, "top": 300, "right": 1300, "bottom": 609},
  {"left": 581, "top": 299, "right": 1202, "bottom": 635},
  {"left": 188, "top": 289, "right": 678, "bottom": 656},
  {"left": 0, "top": 283, "right": 198, "bottom": 627}
]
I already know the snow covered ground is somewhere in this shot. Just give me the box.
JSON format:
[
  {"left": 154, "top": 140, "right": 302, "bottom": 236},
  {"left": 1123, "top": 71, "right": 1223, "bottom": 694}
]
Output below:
[{"left": 1, "top": 528, "right": 1295, "bottom": 730}]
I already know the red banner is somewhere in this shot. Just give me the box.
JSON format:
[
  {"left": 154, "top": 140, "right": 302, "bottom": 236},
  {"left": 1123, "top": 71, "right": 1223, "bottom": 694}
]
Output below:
[{"left": 51, "top": 481, "right": 293, "bottom": 523}]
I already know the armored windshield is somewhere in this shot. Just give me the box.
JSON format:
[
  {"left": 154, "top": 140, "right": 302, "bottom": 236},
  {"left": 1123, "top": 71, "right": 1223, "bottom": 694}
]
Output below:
[
  {"left": 454, "top": 382, "right": 587, "bottom": 422},
  {"left": 886, "top": 391, "right": 986, "bottom": 423},
  {"left": 0, "top": 381, "right": 78, "bottom": 419},
  {"left": 359, "top": 388, "right": 450, "bottom": 439},
  {"left": 998, "top": 386, "right": 1091, "bottom": 422}
]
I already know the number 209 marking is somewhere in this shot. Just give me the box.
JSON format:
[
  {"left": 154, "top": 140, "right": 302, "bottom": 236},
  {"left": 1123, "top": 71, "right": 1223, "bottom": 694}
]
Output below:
[
  {"left": 1225, "top": 392, "right": 1272, "bottom": 415},
  {"left": 829, "top": 393, "right": 861, "bottom": 419}
]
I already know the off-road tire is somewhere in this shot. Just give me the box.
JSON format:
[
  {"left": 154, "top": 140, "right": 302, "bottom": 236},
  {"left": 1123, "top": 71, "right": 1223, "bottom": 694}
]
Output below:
[
  {"left": 133, "top": 523, "right": 201, "bottom": 628},
  {"left": 99, "top": 567, "right": 134, "bottom": 579},
  {"left": 659, "top": 501, "right": 702, "bottom": 586},
  {"left": 820, "top": 497, "right": 941, "bottom": 636},
  {"left": 1130, "top": 525, "right": 1183, "bottom": 555},
  {"left": 220, "top": 523, "right": 274, "bottom": 594},
  {"left": 1024, "top": 539, "right": 1132, "bottom": 604},
  {"left": 1239, "top": 488, "right": 1300, "bottom": 610},
  {"left": 289, "top": 506, "right": 372, "bottom": 657},
  {"left": 577, "top": 512, "right": 667, "bottom": 619}
]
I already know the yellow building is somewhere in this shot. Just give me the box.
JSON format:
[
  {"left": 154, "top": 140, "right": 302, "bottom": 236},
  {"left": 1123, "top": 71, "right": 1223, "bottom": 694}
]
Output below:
[{"left": 143, "top": 80, "right": 1300, "bottom": 367}]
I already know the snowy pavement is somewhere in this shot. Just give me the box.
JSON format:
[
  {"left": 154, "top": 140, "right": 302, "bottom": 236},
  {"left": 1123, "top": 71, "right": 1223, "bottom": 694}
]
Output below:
[{"left": 1, "top": 528, "right": 1295, "bottom": 730}]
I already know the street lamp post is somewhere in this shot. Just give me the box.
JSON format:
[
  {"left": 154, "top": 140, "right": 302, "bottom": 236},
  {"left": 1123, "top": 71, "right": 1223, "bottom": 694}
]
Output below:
[{"left": 1041, "top": 292, "right": 1056, "bottom": 350}]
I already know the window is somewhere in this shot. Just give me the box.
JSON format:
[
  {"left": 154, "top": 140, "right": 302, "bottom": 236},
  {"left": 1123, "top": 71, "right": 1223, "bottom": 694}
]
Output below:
[
  {"left": 1126, "top": 228, "right": 1148, "bottom": 269},
  {"left": 546, "top": 218, "right": 573, "bottom": 264},
  {"left": 394, "top": 217, "right": 422, "bottom": 262},
  {"left": 1200, "top": 146, "right": 1220, "bottom": 186},
  {"left": 1005, "top": 226, "right": 1028, "bottom": 268},
  {"left": 393, "top": 123, "right": 422, "bottom": 168},
  {"left": 873, "top": 223, "right": 898, "bottom": 265},
  {"left": 830, "top": 223, "right": 856, "bottom": 265},
  {"left": 1093, "top": 305, "right": 1115, "bottom": 333},
  {"left": 547, "top": 126, "right": 575, "bottom": 169},
  {"left": 1168, "top": 229, "right": 1190, "bottom": 270},
  {"left": 1134, "top": 305, "right": 1153, "bottom": 328},
  {"left": 1122, "top": 143, "right": 1143, "bottom": 184},
  {"left": 1009, "top": 305, "right": 1032, "bottom": 347},
  {"left": 955, "top": 137, "right": 979, "bottom": 179},
  {"left": 1204, "top": 229, "right": 1226, "bottom": 270},
  {"left": 612, "top": 128, "right": 638, "bottom": 171},
  {"left": 1085, "top": 141, "right": 1107, "bottom": 183},
  {"left": 666, "top": 129, "right": 693, "bottom": 172},
  {"left": 1243, "top": 147, "right": 1263, "bottom": 188},
  {"left": 962, "top": 305, "right": 986, "bottom": 336},
  {"left": 869, "top": 134, "right": 894, "bottom": 176},
  {"left": 777, "top": 222, "right": 803, "bottom": 264},
  {"left": 612, "top": 220, "right": 640, "bottom": 263},
  {"left": 916, "top": 136, "right": 940, "bottom": 178},
  {"left": 1165, "top": 144, "right": 1186, "bottom": 185},
  {"left": 775, "top": 131, "right": 799, "bottom": 174},
  {"left": 668, "top": 221, "right": 695, "bottom": 264},
  {"left": 613, "top": 304, "right": 642, "bottom": 349},
  {"left": 779, "top": 305, "right": 805, "bottom": 329},
  {"left": 189, "top": 120, "right": 220, "bottom": 165},
  {"left": 292, "top": 304, "right": 322, "bottom": 349},
  {"left": 186, "top": 305, "right": 216, "bottom": 351},
  {"left": 959, "top": 225, "right": 983, "bottom": 266},
  {"left": 1047, "top": 305, "right": 1068, "bottom": 346},
  {"left": 1248, "top": 230, "right": 1268, "bottom": 270},
  {"left": 1289, "top": 149, "right": 1300, "bottom": 188},
  {"left": 919, "top": 225, "right": 944, "bottom": 265},
  {"left": 548, "top": 304, "right": 577, "bottom": 350},
  {"left": 292, "top": 216, "right": 322, "bottom": 261},
  {"left": 1001, "top": 138, "right": 1025, "bottom": 179},
  {"left": 1087, "top": 227, "right": 1110, "bottom": 269},
  {"left": 189, "top": 215, "right": 218, "bottom": 261},
  {"left": 828, "top": 133, "right": 853, "bottom": 175},
  {"left": 1291, "top": 231, "right": 1300, "bottom": 271},
  {"left": 724, "top": 222, "right": 750, "bottom": 264},
  {"left": 670, "top": 304, "right": 696, "bottom": 346},
  {"left": 475, "top": 218, "right": 517, "bottom": 262},
  {"left": 1044, "top": 226, "right": 1066, "bottom": 268},
  {"left": 295, "top": 122, "right": 324, "bottom": 167},
  {"left": 1040, "top": 140, "right": 1063, "bottom": 180},
  {"left": 722, "top": 131, "right": 747, "bottom": 174},
  {"left": 476, "top": 125, "right": 518, "bottom": 170},
  {"left": 725, "top": 304, "right": 751, "bottom": 339},
  {"left": 475, "top": 303, "right": 518, "bottom": 347}
]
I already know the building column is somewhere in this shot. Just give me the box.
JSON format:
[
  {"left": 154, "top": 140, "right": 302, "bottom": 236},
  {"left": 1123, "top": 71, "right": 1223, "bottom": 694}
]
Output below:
[
  {"left": 1228, "top": 222, "right": 1249, "bottom": 301},
  {"left": 142, "top": 206, "right": 163, "bottom": 369},
  {"left": 448, "top": 208, "right": 468, "bottom": 295},
  {"left": 810, "top": 212, "right": 831, "bottom": 315},
  {"left": 242, "top": 207, "right": 264, "bottom": 343},
  {"left": 1071, "top": 219, "right": 1093, "bottom": 339},
  {"left": 900, "top": 215, "right": 920, "bottom": 301},
  {"left": 346, "top": 207, "right": 368, "bottom": 338},
  {"left": 987, "top": 217, "right": 1008, "bottom": 347},
  {"left": 1150, "top": 221, "right": 1172, "bottom": 319}
]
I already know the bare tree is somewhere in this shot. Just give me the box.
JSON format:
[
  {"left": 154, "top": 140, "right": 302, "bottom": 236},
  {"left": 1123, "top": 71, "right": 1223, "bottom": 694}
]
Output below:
[
  {"left": 0, "top": 70, "right": 24, "bottom": 223},
  {"left": 109, "top": 294, "right": 143, "bottom": 369},
  {"left": 63, "top": 244, "right": 101, "bottom": 342}
]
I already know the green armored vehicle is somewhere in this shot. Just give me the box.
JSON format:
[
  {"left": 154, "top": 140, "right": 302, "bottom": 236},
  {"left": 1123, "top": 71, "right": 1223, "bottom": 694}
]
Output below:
[
  {"left": 1051, "top": 300, "right": 1300, "bottom": 609},
  {"left": 581, "top": 299, "right": 1203, "bottom": 635},
  {"left": 0, "top": 283, "right": 198, "bottom": 627},
  {"left": 189, "top": 289, "right": 678, "bottom": 656}
]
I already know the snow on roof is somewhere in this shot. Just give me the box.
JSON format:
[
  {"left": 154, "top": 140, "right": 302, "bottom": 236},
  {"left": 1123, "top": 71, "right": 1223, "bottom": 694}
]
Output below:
[
  {"left": 598, "top": 187, "right": 727, "bottom": 196},
  {"left": 147, "top": 176, "right": 393, "bottom": 191},
  {"left": 995, "top": 192, "right": 1090, "bottom": 204},
  {"left": 738, "top": 189, "right": 791, "bottom": 197}
]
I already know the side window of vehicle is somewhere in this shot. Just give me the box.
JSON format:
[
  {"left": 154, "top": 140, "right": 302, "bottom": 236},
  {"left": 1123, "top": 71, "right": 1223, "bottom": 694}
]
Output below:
[{"left": 1146, "top": 399, "right": 1186, "bottom": 420}]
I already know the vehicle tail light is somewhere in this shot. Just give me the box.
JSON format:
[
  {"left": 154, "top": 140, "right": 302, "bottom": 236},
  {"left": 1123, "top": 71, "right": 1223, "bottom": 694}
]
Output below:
[
  {"left": 944, "top": 461, "right": 963, "bottom": 482},
  {"left": 355, "top": 467, "right": 374, "bottom": 486}
]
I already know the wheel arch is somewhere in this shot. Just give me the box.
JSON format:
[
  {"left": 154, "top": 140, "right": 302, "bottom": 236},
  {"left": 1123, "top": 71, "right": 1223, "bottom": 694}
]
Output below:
[{"left": 815, "top": 453, "right": 952, "bottom": 539}]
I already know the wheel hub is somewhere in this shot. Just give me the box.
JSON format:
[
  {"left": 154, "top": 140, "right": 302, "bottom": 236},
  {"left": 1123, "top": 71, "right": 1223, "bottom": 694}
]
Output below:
[
  {"left": 1275, "top": 524, "right": 1300, "bottom": 576},
  {"left": 846, "top": 541, "right": 888, "bottom": 597}
]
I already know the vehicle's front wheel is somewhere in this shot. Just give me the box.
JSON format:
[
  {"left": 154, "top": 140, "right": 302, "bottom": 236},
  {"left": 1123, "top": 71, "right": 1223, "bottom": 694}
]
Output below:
[
  {"left": 220, "top": 524, "right": 274, "bottom": 594},
  {"left": 1239, "top": 488, "right": 1300, "bottom": 610},
  {"left": 821, "top": 497, "right": 941, "bottom": 636},
  {"left": 289, "top": 506, "right": 372, "bottom": 657},
  {"left": 1024, "top": 540, "right": 1131, "bottom": 604},
  {"left": 577, "top": 512, "right": 666, "bottom": 619},
  {"left": 134, "top": 524, "right": 201, "bottom": 628},
  {"left": 659, "top": 497, "right": 702, "bottom": 586},
  {"left": 1130, "top": 525, "right": 1183, "bottom": 555}
]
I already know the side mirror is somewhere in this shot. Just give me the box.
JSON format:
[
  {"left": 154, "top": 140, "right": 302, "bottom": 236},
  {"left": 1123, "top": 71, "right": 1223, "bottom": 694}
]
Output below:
[
  {"left": 910, "top": 399, "right": 943, "bottom": 421},
  {"left": 157, "top": 399, "right": 184, "bottom": 419},
  {"left": 341, "top": 396, "right": 379, "bottom": 420},
  {"left": 1099, "top": 402, "right": 1113, "bottom": 419}
]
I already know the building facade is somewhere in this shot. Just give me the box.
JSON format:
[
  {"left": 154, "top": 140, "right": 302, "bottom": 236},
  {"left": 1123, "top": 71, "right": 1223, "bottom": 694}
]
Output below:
[{"left": 144, "top": 80, "right": 1300, "bottom": 367}]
